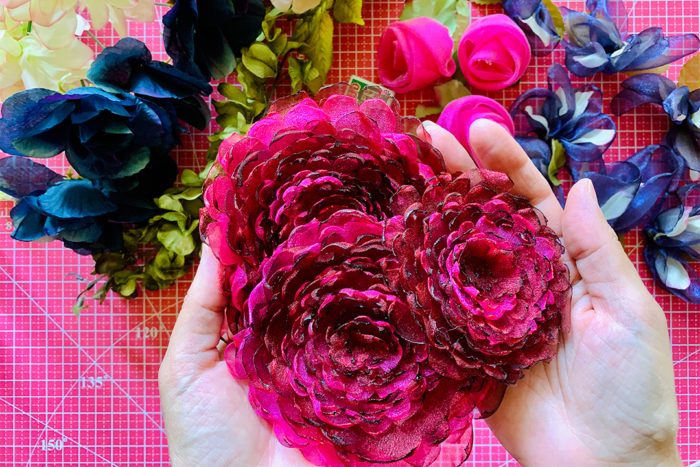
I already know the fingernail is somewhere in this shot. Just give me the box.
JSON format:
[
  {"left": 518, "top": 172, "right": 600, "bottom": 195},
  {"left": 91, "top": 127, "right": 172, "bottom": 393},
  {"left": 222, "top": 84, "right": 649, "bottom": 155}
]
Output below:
[
  {"left": 417, "top": 120, "right": 436, "bottom": 141},
  {"left": 580, "top": 178, "right": 597, "bottom": 200}
]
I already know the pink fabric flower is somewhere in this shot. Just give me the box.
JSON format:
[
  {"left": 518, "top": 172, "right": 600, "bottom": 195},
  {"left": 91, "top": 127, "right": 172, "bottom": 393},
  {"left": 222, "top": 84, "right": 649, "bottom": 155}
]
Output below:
[
  {"left": 378, "top": 17, "right": 456, "bottom": 94},
  {"left": 458, "top": 14, "right": 531, "bottom": 91},
  {"left": 436, "top": 95, "right": 515, "bottom": 157}
]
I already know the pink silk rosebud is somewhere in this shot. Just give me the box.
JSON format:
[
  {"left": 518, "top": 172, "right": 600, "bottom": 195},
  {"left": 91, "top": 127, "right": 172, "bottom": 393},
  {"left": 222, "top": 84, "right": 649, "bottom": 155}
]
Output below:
[
  {"left": 378, "top": 17, "right": 456, "bottom": 94},
  {"left": 458, "top": 14, "right": 531, "bottom": 91},
  {"left": 437, "top": 95, "right": 515, "bottom": 159}
]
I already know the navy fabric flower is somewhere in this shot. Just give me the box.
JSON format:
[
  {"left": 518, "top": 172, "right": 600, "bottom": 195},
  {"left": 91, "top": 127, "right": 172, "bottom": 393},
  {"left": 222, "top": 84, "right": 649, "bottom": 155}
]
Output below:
[
  {"left": 586, "top": 145, "right": 683, "bottom": 234},
  {"left": 502, "top": 0, "right": 561, "bottom": 56},
  {"left": 611, "top": 73, "right": 700, "bottom": 171},
  {"left": 644, "top": 184, "right": 700, "bottom": 303},
  {"left": 0, "top": 157, "right": 156, "bottom": 254},
  {"left": 87, "top": 37, "right": 213, "bottom": 130},
  {"left": 0, "top": 87, "right": 178, "bottom": 191},
  {"left": 163, "top": 0, "right": 266, "bottom": 82},
  {"left": 561, "top": 0, "right": 699, "bottom": 77},
  {"left": 510, "top": 63, "right": 616, "bottom": 187}
]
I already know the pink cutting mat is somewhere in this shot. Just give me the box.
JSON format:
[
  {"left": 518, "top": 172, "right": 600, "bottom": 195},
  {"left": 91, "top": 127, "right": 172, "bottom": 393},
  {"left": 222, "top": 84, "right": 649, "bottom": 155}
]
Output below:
[{"left": 0, "top": 1, "right": 698, "bottom": 465}]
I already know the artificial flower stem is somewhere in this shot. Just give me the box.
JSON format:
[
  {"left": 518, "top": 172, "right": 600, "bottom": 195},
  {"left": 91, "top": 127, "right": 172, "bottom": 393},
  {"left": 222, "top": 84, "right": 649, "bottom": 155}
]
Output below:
[{"left": 86, "top": 30, "right": 105, "bottom": 50}]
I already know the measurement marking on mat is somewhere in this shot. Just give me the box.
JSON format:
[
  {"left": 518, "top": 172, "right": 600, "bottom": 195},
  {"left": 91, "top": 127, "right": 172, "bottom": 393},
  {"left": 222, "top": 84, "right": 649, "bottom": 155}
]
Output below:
[
  {"left": 40, "top": 436, "right": 68, "bottom": 452},
  {"left": 134, "top": 324, "right": 167, "bottom": 339},
  {"left": 79, "top": 375, "right": 111, "bottom": 389}
]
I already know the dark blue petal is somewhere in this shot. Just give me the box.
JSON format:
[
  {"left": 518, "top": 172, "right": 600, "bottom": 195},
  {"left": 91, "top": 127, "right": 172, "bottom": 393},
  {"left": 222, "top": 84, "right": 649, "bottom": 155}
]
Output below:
[
  {"left": 563, "top": 40, "right": 611, "bottom": 77},
  {"left": 0, "top": 89, "right": 74, "bottom": 158},
  {"left": 502, "top": 0, "right": 561, "bottom": 56},
  {"left": 31, "top": 180, "right": 118, "bottom": 219},
  {"left": 666, "top": 126, "right": 700, "bottom": 171},
  {"left": 163, "top": 0, "right": 265, "bottom": 81},
  {"left": 9, "top": 198, "right": 48, "bottom": 242},
  {"left": 610, "top": 73, "right": 677, "bottom": 115},
  {"left": 510, "top": 88, "right": 557, "bottom": 139},
  {"left": 644, "top": 244, "right": 700, "bottom": 303},
  {"left": 622, "top": 29, "right": 700, "bottom": 72},
  {"left": 0, "top": 157, "right": 62, "bottom": 198},
  {"left": 662, "top": 86, "right": 691, "bottom": 124},
  {"left": 87, "top": 37, "right": 152, "bottom": 92}
]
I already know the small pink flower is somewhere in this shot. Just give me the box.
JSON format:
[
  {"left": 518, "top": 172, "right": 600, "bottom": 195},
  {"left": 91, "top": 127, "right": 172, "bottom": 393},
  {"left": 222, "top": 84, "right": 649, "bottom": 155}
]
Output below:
[
  {"left": 436, "top": 95, "right": 515, "bottom": 158},
  {"left": 378, "top": 17, "right": 456, "bottom": 94},
  {"left": 458, "top": 14, "right": 531, "bottom": 91}
]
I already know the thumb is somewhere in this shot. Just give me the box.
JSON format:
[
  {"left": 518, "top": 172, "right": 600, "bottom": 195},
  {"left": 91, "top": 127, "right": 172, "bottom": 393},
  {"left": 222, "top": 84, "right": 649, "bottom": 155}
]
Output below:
[
  {"left": 563, "top": 179, "right": 653, "bottom": 313},
  {"left": 165, "top": 245, "right": 228, "bottom": 361}
]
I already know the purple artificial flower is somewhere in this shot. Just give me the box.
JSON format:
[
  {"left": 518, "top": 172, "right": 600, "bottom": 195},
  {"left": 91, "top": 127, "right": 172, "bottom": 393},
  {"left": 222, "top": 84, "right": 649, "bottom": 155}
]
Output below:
[
  {"left": 561, "top": 0, "right": 699, "bottom": 77},
  {"left": 611, "top": 73, "right": 700, "bottom": 171},
  {"left": 502, "top": 0, "right": 561, "bottom": 56},
  {"left": 644, "top": 184, "right": 700, "bottom": 303},
  {"left": 510, "top": 63, "right": 616, "bottom": 189},
  {"left": 586, "top": 145, "right": 683, "bottom": 234}
]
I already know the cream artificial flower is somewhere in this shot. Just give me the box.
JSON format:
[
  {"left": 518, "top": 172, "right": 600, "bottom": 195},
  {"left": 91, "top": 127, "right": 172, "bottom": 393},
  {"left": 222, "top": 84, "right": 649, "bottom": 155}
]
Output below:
[
  {"left": 78, "top": 0, "right": 155, "bottom": 37},
  {"left": 0, "top": 0, "right": 77, "bottom": 26},
  {"left": 0, "top": 6, "right": 93, "bottom": 100},
  {"left": 270, "top": 0, "right": 322, "bottom": 14}
]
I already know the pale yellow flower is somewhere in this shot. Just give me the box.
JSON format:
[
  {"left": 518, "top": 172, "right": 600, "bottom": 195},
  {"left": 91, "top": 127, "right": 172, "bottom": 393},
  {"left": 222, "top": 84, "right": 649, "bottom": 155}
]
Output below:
[
  {"left": 78, "top": 0, "right": 155, "bottom": 37},
  {"left": 0, "top": 7, "right": 93, "bottom": 100},
  {"left": 0, "top": 0, "right": 78, "bottom": 27},
  {"left": 271, "top": 0, "right": 322, "bottom": 14}
]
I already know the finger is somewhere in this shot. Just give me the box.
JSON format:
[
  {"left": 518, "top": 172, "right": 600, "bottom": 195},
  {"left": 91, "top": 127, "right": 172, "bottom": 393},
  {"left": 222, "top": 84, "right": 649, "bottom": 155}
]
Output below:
[
  {"left": 420, "top": 121, "right": 478, "bottom": 173},
  {"left": 468, "top": 119, "right": 563, "bottom": 236},
  {"left": 166, "top": 245, "right": 228, "bottom": 360},
  {"left": 468, "top": 118, "right": 581, "bottom": 293},
  {"left": 563, "top": 179, "right": 657, "bottom": 315}
]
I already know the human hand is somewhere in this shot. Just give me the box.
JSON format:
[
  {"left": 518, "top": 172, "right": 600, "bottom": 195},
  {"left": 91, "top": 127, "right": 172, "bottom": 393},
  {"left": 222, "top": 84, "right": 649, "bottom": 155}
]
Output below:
[
  {"left": 423, "top": 119, "right": 681, "bottom": 466},
  {"left": 158, "top": 246, "right": 313, "bottom": 467}
]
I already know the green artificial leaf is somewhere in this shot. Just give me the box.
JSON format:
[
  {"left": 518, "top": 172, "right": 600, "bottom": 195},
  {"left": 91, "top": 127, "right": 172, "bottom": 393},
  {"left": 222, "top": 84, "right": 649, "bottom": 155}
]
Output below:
[
  {"left": 241, "top": 43, "right": 279, "bottom": 79},
  {"left": 93, "top": 252, "right": 128, "bottom": 275},
  {"left": 301, "top": 10, "right": 334, "bottom": 93},
  {"left": 434, "top": 79, "right": 471, "bottom": 107},
  {"left": 678, "top": 53, "right": 700, "bottom": 90},
  {"left": 333, "top": 0, "right": 364, "bottom": 25},
  {"left": 415, "top": 105, "right": 444, "bottom": 118},
  {"left": 453, "top": 1, "right": 471, "bottom": 49},
  {"left": 218, "top": 82, "right": 247, "bottom": 101},
  {"left": 161, "top": 211, "right": 188, "bottom": 231},
  {"left": 180, "top": 169, "right": 202, "bottom": 187},
  {"left": 467, "top": 0, "right": 501, "bottom": 5},
  {"left": 542, "top": 0, "right": 565, "bottom": 39},
  {"left": 548, "top": 139, "right": 567, "bottom": 186},
  {"left": 155, "top": 194, "right": 184, "bottom": 213},
  {"left": 402, "top": 0, "right": 471, "bottom": 35}
]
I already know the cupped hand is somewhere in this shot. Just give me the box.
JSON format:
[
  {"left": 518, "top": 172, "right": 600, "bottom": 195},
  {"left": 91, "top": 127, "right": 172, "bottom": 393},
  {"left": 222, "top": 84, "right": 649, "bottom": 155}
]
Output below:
[
  {"left": 425, "top": 119, "right": 681, "bottom": 467},
  {"left": 160, "top": 118, "right": 682, "bottom": 467},
  {"left": 158, "top": 246, "right": 313, "bottom": 467}
]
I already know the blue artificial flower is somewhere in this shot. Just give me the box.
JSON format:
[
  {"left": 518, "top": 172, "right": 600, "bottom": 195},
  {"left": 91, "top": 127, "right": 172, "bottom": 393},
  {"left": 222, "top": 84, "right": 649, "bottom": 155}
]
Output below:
[
  {"left": 163, "top": 0, "right": 266, "bottom": 82},
  {"left": 561, "top": 0, "right": 699, "bottom": 77},
  {"left": 87, "top": 38, "right": 213, "bottom": 130},
  {"left": 586, "top": 145, "right": 683, "bottom": 234},
  {"left": 644, "top": 184, "right": 700, "bottom": 303},
  {"left": 0, "top": 87, "right": 178, "bottom": 192},
  {"left": 502, "top": 0, "right": 561, "bottom": 56},
  {"left": 611, "top": 73, "right": 700, "bottom": 171},
  {"left": 0, "top": 157, "right": 155, "bottom": 254},
  {"left": 510, "top": 63, "right": 616, "bottom": 189}
]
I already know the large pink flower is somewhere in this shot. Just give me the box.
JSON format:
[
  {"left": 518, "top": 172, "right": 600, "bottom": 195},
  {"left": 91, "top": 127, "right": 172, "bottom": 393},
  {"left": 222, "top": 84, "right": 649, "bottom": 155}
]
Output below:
[
  {"left": 202, "top": 84, "right": 445, "bottom": 332},
  {"left": 437, "top": 95, "right": 515, "bottom": 158},
  {"left": 201, "top": 84, "right": 569, "bottom": 465},
  {"left": 378, "top": 17, "right": 456, "bottom": 94},
  {"left": 391, "top": 170, "right": 570, "bottom": 383},
  {"left": 458, "top": 14, "right": 531, "bottom": 91}
]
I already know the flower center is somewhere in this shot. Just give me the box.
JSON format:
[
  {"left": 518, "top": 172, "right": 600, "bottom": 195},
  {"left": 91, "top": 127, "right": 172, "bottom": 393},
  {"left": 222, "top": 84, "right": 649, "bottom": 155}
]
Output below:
[
  {"left": 449, "top": 234, "right": 520, "bottom": 320},
  {"left": 329, "top": 316, "right": 402, "bottom": 373}
]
